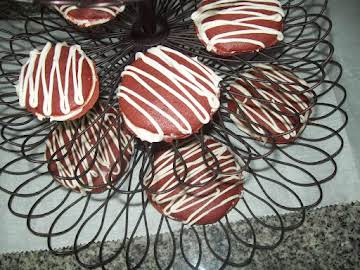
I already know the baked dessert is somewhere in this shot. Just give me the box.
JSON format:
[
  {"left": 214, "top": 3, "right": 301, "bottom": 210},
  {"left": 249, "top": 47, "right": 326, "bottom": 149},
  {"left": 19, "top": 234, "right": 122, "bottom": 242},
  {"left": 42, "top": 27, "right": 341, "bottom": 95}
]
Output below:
[
  {"left": 227, "top": 64, "right": 313, "bottom": 144},
  {"left": 16, "top": 42, "right": 99, "bottom": 121},
  {"left": 45, "top": 102, "right": 134, "bottom": 193},
  {"left": 191, "top": 0, "right": 285, "bottom": 56},
  {"left": 145, "top": 136, "right": 244, "bottom": 225},
  {"left": 118, "top": 45, "right": 221, "bottom": 143},
  {"left": 54, "top": 5, "right": 125, "bottom": 28}
]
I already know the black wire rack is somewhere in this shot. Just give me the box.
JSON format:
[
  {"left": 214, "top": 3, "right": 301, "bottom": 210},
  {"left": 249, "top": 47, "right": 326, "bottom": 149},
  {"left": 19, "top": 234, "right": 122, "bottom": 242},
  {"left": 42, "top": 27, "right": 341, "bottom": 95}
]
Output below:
[{"left": 0, "top": 0, "right": 348, "bottom": 269}]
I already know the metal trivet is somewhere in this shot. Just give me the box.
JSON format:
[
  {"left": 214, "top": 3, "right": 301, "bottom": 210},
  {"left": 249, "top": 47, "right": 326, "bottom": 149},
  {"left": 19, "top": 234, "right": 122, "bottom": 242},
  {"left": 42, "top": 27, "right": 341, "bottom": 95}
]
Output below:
[{"left": 0, "top": 0, "right": 347, "bottom": 269}]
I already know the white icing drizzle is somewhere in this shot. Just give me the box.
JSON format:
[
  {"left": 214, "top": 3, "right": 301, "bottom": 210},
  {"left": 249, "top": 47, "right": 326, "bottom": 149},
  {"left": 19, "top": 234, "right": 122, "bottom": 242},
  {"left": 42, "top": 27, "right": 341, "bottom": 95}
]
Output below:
[
  {"left": 145, "top": 137, "right": 243, "bottom": 225},
  {"left": 191, "top": 0, "right": 285, "bottom": 53},
  {"left": 228, "top": 64, "right": 312, "bottom": 142},
  {"left": 46, "top": 104, "right": 134, "bottom": 193},
  {"left": 54, "top": 5, "right": 125, "bottom": 27},
  {"left": 117, "top": 45, "right": 221, "bottom": 143},
  {"left": 16, "top": 42, "right": 98, "bottom": 122}
]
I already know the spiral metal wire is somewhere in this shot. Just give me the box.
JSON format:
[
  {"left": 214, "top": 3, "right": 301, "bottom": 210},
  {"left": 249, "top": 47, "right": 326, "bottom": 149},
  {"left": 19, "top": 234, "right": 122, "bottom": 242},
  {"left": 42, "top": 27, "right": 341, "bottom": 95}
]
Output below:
[{"left": 0, "top": 0, "right": 347, "bottom": 269}]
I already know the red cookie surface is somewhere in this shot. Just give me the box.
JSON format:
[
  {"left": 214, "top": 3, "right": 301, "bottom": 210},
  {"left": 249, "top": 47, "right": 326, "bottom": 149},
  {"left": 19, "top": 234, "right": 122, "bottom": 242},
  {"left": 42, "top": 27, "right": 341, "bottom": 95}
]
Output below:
[
  {"left": 16, "top": 42, "right": 99, "bottom": 121},
  {"left": 45, "top": 102, "right": 134, "bottom": 193},
  {"left": 54, "top": 5, "right": 125, "bottom": 28},
  {"left": 118, "top": 45, "right": 221, "bottom": 143},
  {"left": 145, "top": 137, "right": 244, "bottom": 225},
  {"left": 191, "top": 0, "right": 285, "bottom": 56},
  {"left": 227, "top": 64, "right": 313, "bottom": 144}
]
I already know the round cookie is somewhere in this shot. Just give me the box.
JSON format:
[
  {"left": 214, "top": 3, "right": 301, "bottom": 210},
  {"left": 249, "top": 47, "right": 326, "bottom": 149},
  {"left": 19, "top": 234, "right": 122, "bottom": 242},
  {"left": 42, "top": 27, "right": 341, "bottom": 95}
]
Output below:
[
  {"left": 145, "top": 136, "right": 244, "bottom": 225},
  {"left": 45, "top": 102, "right": 134, "bottom": 193},
  {"left": 118, "top": 45, "right": 221, "bottom": 143},
  {"left": 16, "top": 42, "right": 99, "bottom": 121},
  {"left": 227, "top": 64, "right": 313, "bottom": 144},
  {"left": 191, "top": 0, "right": 285, "bottom": 56},
  {"left": 54, "top": 5, "right": 125, "bottom": 28}
]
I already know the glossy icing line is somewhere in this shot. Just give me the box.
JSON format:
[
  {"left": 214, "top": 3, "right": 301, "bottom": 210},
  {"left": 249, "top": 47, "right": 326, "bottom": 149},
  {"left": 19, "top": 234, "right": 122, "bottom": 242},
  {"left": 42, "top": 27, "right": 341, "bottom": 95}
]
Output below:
[
  {"left": 229, "top": 64, "right": 312, "bottom": 142},
  {"left": 191, "top": 0, "right": 285, "bottom": 52},
  {"left": 145, "top": 137, "right": 243, "bottom": 225},
  {"left": 55, "top": 5, "right": 125, "bottom": 17},
  {"left": 118, "top": 45, "right": 221, "bottom": 142},
  {"left": 16, "top": 42, "right": 97, "bottom": 121},
  {"left": 46, "top": 105, "right": 133, "bottom": 192}
]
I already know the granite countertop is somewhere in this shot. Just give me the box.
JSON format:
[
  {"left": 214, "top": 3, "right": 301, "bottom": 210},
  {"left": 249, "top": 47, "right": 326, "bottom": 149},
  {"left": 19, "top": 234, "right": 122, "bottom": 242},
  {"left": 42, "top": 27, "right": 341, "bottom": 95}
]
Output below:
[{"left": 1, "top": 202, "right": 359, "bottom": 270}]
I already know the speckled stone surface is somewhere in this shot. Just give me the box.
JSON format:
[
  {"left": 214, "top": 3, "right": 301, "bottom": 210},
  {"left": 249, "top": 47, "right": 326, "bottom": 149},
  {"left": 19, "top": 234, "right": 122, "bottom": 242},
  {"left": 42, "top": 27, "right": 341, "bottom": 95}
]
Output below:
[{"left": 1, "top": 202, "right": 359, "bottom": 270}]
